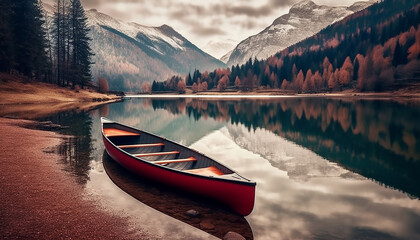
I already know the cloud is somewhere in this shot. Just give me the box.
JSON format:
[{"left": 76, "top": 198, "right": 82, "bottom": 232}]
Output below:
[
  {"left": 218, "top": 4, "right": 273, "bottom": 17},
  {"left": 190, "top": 25, "right": 227, "bottom": 37},
  {"left": 72, "top": 0, "right": 364, "bottom": 57},
  {"left": 269, "top": 0, "right": 296, "bottom": 7}
]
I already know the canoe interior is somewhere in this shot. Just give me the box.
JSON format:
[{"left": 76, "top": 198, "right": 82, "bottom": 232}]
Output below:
[{"left": 103, "top": 122, "right": 236, "bottom": 177}]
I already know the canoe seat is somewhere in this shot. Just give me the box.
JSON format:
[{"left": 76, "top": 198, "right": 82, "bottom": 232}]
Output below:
[
  {"left": 134, "top": 151, "right": 179, "bottom": 158},
  {"left": 154, "top": 157, "right": 196, "bottom": 165},
  {"left": 118, "top": 143, "right": 164, "bottom": 149},
  {"left": 104, "top": 128, "right": 140, "bottom": 137},
  {"left": 184, "top": 166, "right": 224, "bottom": 176}
]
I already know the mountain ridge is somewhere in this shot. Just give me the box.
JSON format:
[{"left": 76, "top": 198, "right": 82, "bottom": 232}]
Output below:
[
  {"left": 85, "top": 9, "right": 225, "bottom": 91},
  {"left": 42, "top": 3, "right": 225, "bottom": 91},
  {"left": 225, "top": 0, "right": 375, "bottom": 66}
]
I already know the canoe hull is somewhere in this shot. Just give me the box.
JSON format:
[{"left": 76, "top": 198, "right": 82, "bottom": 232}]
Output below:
[{"left": 103, "top": 135, "right": 256, "bottom": 216}]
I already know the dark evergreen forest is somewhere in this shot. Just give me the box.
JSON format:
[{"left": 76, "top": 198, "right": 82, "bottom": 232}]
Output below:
[{"left": 0, "top": 0, "right": 93, "bottom": 88}]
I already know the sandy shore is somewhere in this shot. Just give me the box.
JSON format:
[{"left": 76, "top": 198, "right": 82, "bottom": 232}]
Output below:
[{"left": 0, "top": 118, "right": 151, "bottom": 239}]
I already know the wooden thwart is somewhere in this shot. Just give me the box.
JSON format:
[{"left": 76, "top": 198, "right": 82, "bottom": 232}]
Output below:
[
  {"left": 118, "top": 143, "right": 164, "bottom": 149},
  {"left": 104, "top": 128, "right": 140, "bottom": 137},
  {"left": 153, "top": 157, "right": 196, "bottom": 165},
  {"left": 134, "top": 151, "right": 179, "bottom": 158}
]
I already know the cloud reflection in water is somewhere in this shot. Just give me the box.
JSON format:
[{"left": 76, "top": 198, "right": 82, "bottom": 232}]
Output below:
[{"left": 190, "top": 124, "right": 420, "bottom": 240}]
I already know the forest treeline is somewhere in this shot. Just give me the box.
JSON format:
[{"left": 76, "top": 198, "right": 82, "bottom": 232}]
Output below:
[
  {"left": 151, "top": 0, "right": 420, "bottom": 93},
  {"left": 0, "top": 0, "right": 93, "bottom": 88}
]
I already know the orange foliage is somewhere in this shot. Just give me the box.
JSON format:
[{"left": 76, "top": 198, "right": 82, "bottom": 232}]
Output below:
[
  {"left": 234, "top": 76, "right": 241, "bottom": 88},
  {"left": 280, "top": 79, "right": 288, "bottom": 90},
  {"left": 294, "top": 70, "right": 304, "bottom": 92},
  {"left": 202, "top": 81, "right": 208, "bottom": 91},
  {"left": 323, "top": 37, "right": 339, "bottom": 49},
  {"left": 192, "top": 82, "right": 198, "bottom": 93},
  {"left": 407, "top": 26, "right": 420, "bottom": 60},
  {"left": 357, "top": 45, "right": 394, "bottom": 91},
  {"left": 312, "top": 71, "right": 323, "bottom": 90},
  {"left": 217, "top": 75, "right": 229, "bottom": 91},
  {"left": 328, "top": 69, "right": 338, "bottom": 90},
  {"left": 141, "top": 81, "right": 151, "bottom": 94},
  {"left": 339, "top": 56, "right": 353, "bottom": 85},
  {"left": 270, "top": 73, "right": 278, "bottom": 88},
  {"left": 323, "top": 57, "right": 333, "bottom": 84},
  {"left": 177, "top": 80, "right": 186, "bottom": 93},
  {"left": 98, "top": 77, "right": 109, "bottom": 93},
  {"left": 309, "top": 45, "right": 321, "bottom": 52},
  {"left": 303, "top": 69, "right": 313, "bottom": 92}
]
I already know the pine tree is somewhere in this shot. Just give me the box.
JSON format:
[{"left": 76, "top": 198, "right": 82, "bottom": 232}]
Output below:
[
  {"left": 69, "top": 0, "right": 93, "bottom": 88},
  {"left": 52, "top": 0, "right": 66, "bottom": 85},
  {"left": 0, "top": 0, "right": 13, "bottom": 72},
  {"left": 10, "top": 0, "right": 48, "bottom": 78},
  {"left": 186, "top": 73, "right": 193, "bottom": 86}
]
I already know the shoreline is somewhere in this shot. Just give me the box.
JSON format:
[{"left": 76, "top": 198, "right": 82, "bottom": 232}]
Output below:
[
  {"left": 0, "top": 117, "right": 150, "bottom": 239},
  {"left": 0, "top": 74, "right": 122, "bottom": 118},
  {"left": 126, "top": 90, "right": 420, "bottom": 101},
  {"left": 128, "top": 82, "right": 420, "bottom": 101}
]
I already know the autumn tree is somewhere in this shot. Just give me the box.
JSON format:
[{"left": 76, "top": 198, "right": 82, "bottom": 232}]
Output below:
[
  {"left": 357, "top": 46, "right": 394, "bottom": 91},
  {"left": 234, "top": 76, "right": 241, "bottom": 89},
  {"left": 294, "top": 70, "right": 304, "bottom": 92},
  {"left": 192, "top": 82, "right": 198, "bottom": 93},
  {"left": 407, "top": 27, "right": 420, "bottom": 60},
  {"left": 141, "top": 81, "right": 151, "bottom": 94},
  {"left": 176, "top": 80, "right": 186, "bottom": 93},
  {"left": 328, "top": 69, "right": 339, "bottom": 90},
  {"left": 217, "top": 75, "right": 229, "bottom": 91},
  {"left": 98, "top": 77, "right": 109, "bottom": 93},
  {"left": 201, "top": 81, "right": 208, "bottom": 91},
  {"left": 303, "top": 69, "right": 313, "bottom": 92},
  {"left": 280, "top": 79, "right": 288, "bottom": 90},
  {"left": 338, "top": 56, "right": 353, "bottom": 86},
  {"left": 312, "top": 70, "right": 323, "bottom": 91}
]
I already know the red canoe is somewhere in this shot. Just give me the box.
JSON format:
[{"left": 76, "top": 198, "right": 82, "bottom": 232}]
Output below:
[{"left": 101, "top": 117, "right": 256, "bottom": 216}]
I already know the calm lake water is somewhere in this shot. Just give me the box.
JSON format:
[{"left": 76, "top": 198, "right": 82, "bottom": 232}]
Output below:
[{"left": 36, "top": 97, "right": 420, "bottom": 240}]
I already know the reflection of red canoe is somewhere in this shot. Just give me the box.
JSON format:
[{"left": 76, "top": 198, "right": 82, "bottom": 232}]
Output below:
[
  {"left": 102, "top": 152, "right": 254, "bottom": 239},
  {"left": 101, "top": 117, "right": 256, "bottom": 216}
]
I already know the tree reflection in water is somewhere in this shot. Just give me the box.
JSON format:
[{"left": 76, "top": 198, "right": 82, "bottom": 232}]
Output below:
[
  {"left": 40, "top": 110, "right": 94, "bottom": 185},
  {"left": 147, "top": 98, "right": 420, "bottom": 198}
]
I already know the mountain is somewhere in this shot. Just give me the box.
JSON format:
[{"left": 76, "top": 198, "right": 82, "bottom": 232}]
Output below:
[
  {"left": 42, "top": 4, "right": 225, "bottom": 92},
  {"left": 89, "top": 9, "right": 228, "bottom": 91},
  {"left": 225, "top": 0, "right": 375, "bottom": 66}
]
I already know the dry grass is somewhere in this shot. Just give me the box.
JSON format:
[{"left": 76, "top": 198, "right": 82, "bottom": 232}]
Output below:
[{"left": 0, "top": 73, "right": 121, "bottom": 118}]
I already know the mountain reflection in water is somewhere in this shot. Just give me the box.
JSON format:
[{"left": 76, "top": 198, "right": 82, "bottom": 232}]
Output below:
[
  {"left": 147, "top": 97, "right": 420, "bottom": 198},
  {"left": 33, "top": 97, "right": 420, "bottom": 240}
]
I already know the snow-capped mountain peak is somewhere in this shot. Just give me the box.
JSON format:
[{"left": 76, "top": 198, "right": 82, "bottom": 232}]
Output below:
[
  {"left": 86, "top": 9, "right": 185, "bottom": 51},
  {"left": 41, "top": 3, "right": 225, "bottom": 91},
  {"left": 225, "top": 0, "right": 374, "bottom": 67}
]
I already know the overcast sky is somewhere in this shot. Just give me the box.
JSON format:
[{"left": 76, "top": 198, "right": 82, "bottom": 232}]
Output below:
[{"left": 46, "top": 0, "right": 367, "bottom": 58}]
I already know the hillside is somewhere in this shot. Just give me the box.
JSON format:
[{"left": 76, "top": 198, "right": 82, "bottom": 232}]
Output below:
[
  {"left": 42, "top": 3, "right": 226, "bottom": 92},
  {"left": 156, "top": 0, "right": 420, "bottom": 94},
  {"left": 225, "top": 0, "right": 374, "bottom": 66},
  {"left": 0, "top": 73, "right": 120, "bottom": 118}
]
